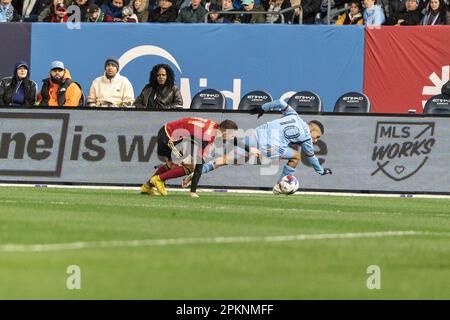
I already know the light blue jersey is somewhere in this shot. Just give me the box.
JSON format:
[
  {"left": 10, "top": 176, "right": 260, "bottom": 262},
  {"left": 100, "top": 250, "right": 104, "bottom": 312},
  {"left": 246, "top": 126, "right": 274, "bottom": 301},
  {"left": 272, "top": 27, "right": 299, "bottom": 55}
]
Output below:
[{"left": 255, "top": 99, "right": 324, "bottom": 175}]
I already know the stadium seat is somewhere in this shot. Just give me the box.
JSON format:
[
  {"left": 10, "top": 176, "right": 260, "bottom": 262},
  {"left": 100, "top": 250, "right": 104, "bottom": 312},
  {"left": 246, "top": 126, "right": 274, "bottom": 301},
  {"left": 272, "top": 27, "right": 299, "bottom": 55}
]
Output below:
[
  {"left": 287, "top": 91, "right": 322, "bottom": 113},
  {"left": 423, "top": 94, "right": 450, "bottom": 114},
  {"left": 190, "top": 89, "right": 226, "bottom": 110},
  {"left": 238, "top": 90, "right": 273, "bottom": 110},
  {"left": 333, "top": 92, "right": 371, "bottom": 113}
]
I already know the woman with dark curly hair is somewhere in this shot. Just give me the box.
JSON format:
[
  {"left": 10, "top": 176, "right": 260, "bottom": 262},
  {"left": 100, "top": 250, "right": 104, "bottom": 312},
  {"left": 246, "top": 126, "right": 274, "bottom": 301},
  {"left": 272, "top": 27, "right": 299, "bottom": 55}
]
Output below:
[
  {"left": 0, "top": 61, "right": 38, "bottom": 106},
  {"left": 134, "top": 64, "right": 183, "bottom": 109}
]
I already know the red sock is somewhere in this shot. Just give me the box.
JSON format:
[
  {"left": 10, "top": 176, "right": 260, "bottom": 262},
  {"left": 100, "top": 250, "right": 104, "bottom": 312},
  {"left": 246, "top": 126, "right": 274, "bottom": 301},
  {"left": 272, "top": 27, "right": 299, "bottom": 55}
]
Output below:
[{"left": 159, "top": 166, "right": 187, "bottom": 182}]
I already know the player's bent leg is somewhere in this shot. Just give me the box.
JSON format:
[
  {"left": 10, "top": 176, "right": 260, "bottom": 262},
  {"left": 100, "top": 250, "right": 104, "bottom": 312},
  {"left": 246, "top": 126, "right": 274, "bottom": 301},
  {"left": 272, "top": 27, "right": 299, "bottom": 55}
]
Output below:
[
  {"left": 152, "top": 160, "right": 177, "bottom": 177},
  {"left": 150, "top": 175, "right": 168, "bottom": 196},
  {"left": 181, "top": 158, "right": 228, "bottom": 188},
  {"left": 278, "top": 149, "right": 300, "bottom": 181}
]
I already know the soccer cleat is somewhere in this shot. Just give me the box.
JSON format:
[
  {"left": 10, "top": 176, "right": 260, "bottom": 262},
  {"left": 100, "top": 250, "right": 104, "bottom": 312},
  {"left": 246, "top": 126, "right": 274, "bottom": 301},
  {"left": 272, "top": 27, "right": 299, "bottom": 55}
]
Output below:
[
  {"left": 272, "top": 183, "right": 282, "bottom": 195},
  {"left": 140, "top": 183, "right": 160, "bottom": 196},
  {"left": 151, "top": 175, "right": 168, "bottom": 196},
  {"left": 181, "top": 173, "right": 194, "bottom": 189}
]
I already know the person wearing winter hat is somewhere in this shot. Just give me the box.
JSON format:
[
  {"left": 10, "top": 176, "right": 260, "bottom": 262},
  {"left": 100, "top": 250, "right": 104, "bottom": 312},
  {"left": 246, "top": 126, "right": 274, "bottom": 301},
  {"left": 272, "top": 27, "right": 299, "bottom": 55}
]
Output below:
[
  {"left": 121, "top": 4, "right": 138, "bottom": 22},
  {"left": 87, "top": 4, "right": 114, "bottom": 22},
  {"left": 87, "top": 57, "right": 135, "bottom": 108},
  {"left": 0, "top": 61, "right": 38, "bottom": 106},
  {"left": 38, "top": 60, "right": 83, "bottom": 107}
]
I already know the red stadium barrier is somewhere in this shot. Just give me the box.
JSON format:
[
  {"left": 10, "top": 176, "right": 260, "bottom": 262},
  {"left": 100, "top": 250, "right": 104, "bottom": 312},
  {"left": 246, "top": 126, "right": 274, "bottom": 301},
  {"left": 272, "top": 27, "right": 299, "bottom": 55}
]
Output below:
[{"left": 364, "top": 26, "right": 450, "bottom": 114}]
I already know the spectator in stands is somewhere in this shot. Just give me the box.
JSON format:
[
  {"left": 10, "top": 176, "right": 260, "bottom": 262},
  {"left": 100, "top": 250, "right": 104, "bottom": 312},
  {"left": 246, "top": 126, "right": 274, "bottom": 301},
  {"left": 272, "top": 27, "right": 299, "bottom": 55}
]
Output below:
[
  {"left": 384, "top": 0, "right": 405, "bottom": 20},
  {"left": 131, "top": 0, "right": 149, "bottom": 21},
  {"left": 38, "top": 0, "right": 71, "bottom": 22},
  {"left": 299, "top": 0, "right": 322, "bottom": 24},
  {"left": 289, "top": 0, "right": 302, "bottom": 23},
  {"left": 0, "top": 0, "right": 19, "bottom": 22},
  {"left": 420, "top": 0, "right": 449, "bottom": 25},
  {"left": 266, "top": 0, "right": 292, "bottom": 23},
  {"left": 148, "top": 0, "right": 178, "bottom": 21},
  {"left": 38, "top": 61, "right": 83, "bottom": 107},
  {"left": 50, "top": 2, "right": 69, "bottom": 22},
  {"left": 101, "top": 0, "right": 129, "bottom": 20},
  {"left": 207, "top": 3, "right": 222, "bottom": 22},
  {"left": 176, "top": 0, "right": 207, "bottom": 22},
  {"left": 233, "top": 0, "right": 266, "bottom": 23},
  {"left": 363, "top": 0, "right": 385, "bottom": 25},
  {"left": 232, "top": 0, "right": 261, "bottom": 9},
  {"left": 386, "top": 0, "right": 422, "bottom": 25},
  {"left": 87, "top": 58, "right": 135, "bottom": 108},
  {"left": 219, "top": 0, "right": 236, "bottom": 21},
  {"left": 121, "top": 4, "right": 138, "bottom": 21},
  {"left": 135, "top": 64, "right": 183, "bottom": 109},
  {"left": 335, "top": 0, "right": 364, "bottom": 24},
  {"left": 13, "top": 0, "right": 47, "bottom": 22},
  {"left": 87, "top": 3, "right": 114, "bottom": 21},
  {"left": 0, "top": 61, "right": 37, "bottom": 106},
  {"left": 71, "top": 0, "right": 91, "bottom": 21}
]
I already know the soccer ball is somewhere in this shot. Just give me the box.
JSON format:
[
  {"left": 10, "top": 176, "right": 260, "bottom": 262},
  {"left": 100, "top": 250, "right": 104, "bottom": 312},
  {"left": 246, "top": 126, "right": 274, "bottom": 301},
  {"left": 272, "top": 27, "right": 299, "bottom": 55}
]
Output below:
[{"left": 273, "top": 175, "right": 300, "bottom": 195}]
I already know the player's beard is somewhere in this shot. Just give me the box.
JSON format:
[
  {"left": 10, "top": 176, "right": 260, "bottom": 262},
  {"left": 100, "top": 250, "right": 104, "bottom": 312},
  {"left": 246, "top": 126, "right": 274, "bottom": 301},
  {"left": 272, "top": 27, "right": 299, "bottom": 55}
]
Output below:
[{"left": 51, "top": 76, "right": 63, "bottom": 85}]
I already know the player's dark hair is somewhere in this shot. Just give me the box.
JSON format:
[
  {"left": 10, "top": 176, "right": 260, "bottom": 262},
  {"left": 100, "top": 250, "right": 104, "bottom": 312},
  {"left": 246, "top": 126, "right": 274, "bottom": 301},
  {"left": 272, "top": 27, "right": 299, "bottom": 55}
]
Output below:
[
  {"left": 219, "top": 120, "right": 238, "bottom": 131},
  {"left": 309, "top": 120, "right": 324, "bottom": 134}
]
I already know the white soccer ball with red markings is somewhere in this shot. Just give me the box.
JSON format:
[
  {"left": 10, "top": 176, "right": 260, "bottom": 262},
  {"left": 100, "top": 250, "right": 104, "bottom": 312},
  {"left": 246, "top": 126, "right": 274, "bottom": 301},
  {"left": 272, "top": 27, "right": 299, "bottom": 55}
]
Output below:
[{"left": 274, "top": 175, "right": 300, "bottom": 195}]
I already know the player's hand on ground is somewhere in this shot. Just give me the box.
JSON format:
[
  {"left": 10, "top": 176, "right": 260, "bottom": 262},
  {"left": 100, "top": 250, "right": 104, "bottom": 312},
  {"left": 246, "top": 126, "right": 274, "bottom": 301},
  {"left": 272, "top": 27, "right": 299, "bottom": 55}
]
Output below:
[
  {"left": 322, "top": 168, "right": 332, "bottom": 175},
  {"left": 249, "top": 107, "right": 265, "bottom": 118},
  {"left": 190, "top": 192, "right": 199, "bottom": 198}
]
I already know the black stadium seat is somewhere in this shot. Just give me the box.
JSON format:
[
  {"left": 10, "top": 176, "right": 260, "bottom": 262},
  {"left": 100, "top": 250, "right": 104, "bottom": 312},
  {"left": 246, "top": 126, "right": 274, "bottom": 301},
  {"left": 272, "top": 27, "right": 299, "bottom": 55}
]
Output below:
[
  {"left": 190, "top": 89, "right": 226, "bottom": 110},
  {"left": 287, "top": 91, "right": 322, "bottom": 113},
  {"left": 238, "top": 90, "right": 272, "bottom": 110},
  {"left": 334, "top": 92, "right": 371, "bottom": 113},
  {"left": 423, "top": 94, "right": 450, "bottom": 114}
]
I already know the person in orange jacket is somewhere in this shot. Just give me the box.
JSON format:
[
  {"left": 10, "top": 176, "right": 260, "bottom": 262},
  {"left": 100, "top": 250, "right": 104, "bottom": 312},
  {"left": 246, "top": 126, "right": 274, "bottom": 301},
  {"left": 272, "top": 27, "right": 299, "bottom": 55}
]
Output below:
[
  {"left": 38, "top": 61, "right": 83, "bottom": 107},
  {"left": 335, "top": 0, "right": 364, "bottom": 25}
]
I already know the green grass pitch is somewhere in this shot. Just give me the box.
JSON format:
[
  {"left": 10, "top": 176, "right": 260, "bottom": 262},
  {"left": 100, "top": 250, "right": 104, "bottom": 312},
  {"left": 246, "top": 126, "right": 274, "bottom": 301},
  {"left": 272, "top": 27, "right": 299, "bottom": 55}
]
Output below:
[{"left": 0, "top": 186, "right": 449, "bottom": 299}]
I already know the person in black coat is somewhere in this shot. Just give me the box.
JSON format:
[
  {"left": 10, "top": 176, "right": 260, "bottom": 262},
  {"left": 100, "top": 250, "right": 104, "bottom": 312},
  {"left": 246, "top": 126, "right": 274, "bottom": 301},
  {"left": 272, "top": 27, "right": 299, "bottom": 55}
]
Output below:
[
  {"left": 147, "top": 0, "right": 178, "bottom": 22},
  {"left": 292, "top": 0, "right": 321, "bottom": 24},
  {"left": 0, "top": 61, "right": 37, "bottom": 106},
  {"left": 386, "top": 0, "right": 423, "bottom": 25}
]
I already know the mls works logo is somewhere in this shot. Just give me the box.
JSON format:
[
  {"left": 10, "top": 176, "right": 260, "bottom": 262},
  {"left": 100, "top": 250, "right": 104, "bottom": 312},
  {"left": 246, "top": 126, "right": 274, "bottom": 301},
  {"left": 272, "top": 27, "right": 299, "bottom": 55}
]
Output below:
[{"left": 371, "top": 122, "right": 435, "bottom": 181}]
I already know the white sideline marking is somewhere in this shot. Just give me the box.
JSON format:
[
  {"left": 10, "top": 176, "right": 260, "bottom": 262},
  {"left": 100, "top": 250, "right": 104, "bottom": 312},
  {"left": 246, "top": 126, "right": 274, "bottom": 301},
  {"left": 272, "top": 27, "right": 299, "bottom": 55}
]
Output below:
[
  {"left": 1, "top": 231, "right": 448, "bottom": 253},
  {"left": 1, "top": 183, "right": 450, "bottom": 199}
]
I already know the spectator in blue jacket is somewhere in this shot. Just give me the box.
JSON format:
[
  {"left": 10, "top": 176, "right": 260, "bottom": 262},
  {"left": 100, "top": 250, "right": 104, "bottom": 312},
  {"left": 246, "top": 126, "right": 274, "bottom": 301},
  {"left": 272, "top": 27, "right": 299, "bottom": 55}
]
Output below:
[
  {"left": 101, "top": 0, "right": 129, "bottom": 20},
  {"left": 363, "top": 0, "right": 385, "bottom": 25}
]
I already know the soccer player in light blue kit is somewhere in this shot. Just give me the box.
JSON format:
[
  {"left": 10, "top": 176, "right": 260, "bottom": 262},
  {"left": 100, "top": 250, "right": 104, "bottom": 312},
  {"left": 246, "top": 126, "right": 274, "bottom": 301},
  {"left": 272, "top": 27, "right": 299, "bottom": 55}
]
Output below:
[{"left": 182, "top": 99, "right": 332, "bottom": 190}]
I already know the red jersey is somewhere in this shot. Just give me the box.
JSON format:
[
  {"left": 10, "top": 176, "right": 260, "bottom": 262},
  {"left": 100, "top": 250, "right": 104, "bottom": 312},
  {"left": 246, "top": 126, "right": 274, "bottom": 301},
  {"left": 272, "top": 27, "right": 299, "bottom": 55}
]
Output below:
[{"left": 164, "top": 117, "right": 219, "bottom": 158}]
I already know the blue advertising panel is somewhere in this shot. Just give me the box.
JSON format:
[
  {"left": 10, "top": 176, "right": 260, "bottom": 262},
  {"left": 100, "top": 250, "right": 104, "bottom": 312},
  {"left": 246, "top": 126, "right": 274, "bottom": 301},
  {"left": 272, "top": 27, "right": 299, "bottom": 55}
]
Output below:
[{"left": 31, "top": 23, "right": 364, "bottom": 111}]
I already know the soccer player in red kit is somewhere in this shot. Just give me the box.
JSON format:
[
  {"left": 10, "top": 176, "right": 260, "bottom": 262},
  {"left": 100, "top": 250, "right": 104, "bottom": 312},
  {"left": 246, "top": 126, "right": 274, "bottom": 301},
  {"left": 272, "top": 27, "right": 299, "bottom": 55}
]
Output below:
[{"left": 141, "top": 117, "right": 238, "bottom": 197}]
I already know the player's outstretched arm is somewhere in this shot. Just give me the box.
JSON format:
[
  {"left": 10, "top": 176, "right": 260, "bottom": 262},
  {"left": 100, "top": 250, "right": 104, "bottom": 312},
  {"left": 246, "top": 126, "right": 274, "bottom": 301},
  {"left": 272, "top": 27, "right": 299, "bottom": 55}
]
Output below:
[
  {"left": 257, "top": 99, "right": 298, "bottom": 117},
  {"left": 301, "top": 139, "right": 332, "bottom": 175}
]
